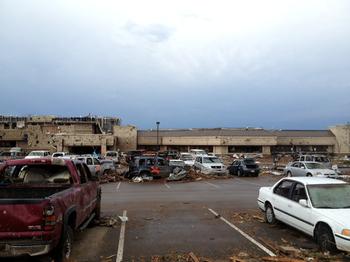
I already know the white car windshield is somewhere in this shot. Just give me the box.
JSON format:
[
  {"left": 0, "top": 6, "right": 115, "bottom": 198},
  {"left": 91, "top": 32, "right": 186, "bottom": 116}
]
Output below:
[
  {"left": 29, "top": 151, "right": 44, "bottom": 156},
  {"left": 305, "top": 163, "right": 325, "bottom": 169},
  {"left": 307, "top": 184, "right": 350, "bottom": 208},
  {"left": 202, "top": 157, "right": 221, "bottom": 163}
]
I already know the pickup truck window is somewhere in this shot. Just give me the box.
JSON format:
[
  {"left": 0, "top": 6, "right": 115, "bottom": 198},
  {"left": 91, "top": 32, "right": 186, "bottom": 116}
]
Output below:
[
  {"left": 93, "top": 158, "right": 100, "bottom": 165},
  {"left": 82, "top": 164, "right": 93, "bottom": 181},
  {"left": 0, "top": 164, "right": 71, "bottom": 184},
  {"left": 76, "top": 163, "right": 87, "bottom": 184},
  {"left": 273, "top": 180, "right": 294, "bottom": 199}
]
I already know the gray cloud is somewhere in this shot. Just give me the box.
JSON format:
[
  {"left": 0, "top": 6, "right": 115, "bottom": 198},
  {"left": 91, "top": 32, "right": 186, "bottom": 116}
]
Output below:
[{"left": 124, "top": 22, "right": 175, "bottom": 43}]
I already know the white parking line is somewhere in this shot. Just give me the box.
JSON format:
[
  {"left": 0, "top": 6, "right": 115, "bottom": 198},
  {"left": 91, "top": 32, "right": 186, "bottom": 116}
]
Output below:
[
  {"left": 164, "top": 183, "right": 171, "bottom": 189},
  {"left": 208, "top": 208, "right": 276, "bottom": 257},
  {"left": 116, "top": 210, "right": 128, "bottom": 262},
  {"left": 116, "top": 182, "right": 121, "bottom": 191},
  {"left": 204, "top": 181, "right": 220, "bottom": 188}
]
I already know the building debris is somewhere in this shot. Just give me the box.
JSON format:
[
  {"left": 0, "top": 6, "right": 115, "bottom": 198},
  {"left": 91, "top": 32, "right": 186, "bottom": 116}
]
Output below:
[
  {"left": 167, "top": 167, "right": 188, "bottom": 181},
  {"left": 188, "top": 252, "right": 200, "bottom": 262},
  {"left": 99, "top": 217, "right": 119, "bottom": 227}
]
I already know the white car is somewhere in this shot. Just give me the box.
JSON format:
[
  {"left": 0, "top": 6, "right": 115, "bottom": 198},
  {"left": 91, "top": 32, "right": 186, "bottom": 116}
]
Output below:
[
  {"left": 190, "top": 149, "right": 208, "bottom": 158},
  {"left": 52, "top": 152, "right": 69, "bottom": 158},
  {"left": 25, "top": 150, "right": 51, "bottom": 159},
  {"left": 179, "top": 152, "right": 195, "bottom": 166},
  {"left": 258, "top": 177, "right": 350, "bottom": 252},
  {"left": 194, "top": 155, "right": 226, "bottom": 175},
  {"left": 284, "top": 161, "right": 337, "bottom": 177}
]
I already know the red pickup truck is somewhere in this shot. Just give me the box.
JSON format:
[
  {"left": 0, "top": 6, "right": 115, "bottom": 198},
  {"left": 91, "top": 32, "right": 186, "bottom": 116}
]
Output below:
[{"left": 0, "top": 158, "right": 101, "bottom": 261}]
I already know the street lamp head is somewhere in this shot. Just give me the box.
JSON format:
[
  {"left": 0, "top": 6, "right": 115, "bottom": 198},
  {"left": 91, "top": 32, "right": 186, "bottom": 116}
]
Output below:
[{"left": 156, "top": 121, "right": 160, "bottom": 125}]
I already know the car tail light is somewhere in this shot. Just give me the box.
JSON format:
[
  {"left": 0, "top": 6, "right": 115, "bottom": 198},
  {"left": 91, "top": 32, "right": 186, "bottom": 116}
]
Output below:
[{"left": 43, "top": 205, "right": 56, "bottom": 231}]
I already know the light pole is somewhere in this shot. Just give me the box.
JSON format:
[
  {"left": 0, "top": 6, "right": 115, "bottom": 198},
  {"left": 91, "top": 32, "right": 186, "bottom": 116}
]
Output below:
[{"left": 156, "top": 121, "right": 160, "bottom": 151}]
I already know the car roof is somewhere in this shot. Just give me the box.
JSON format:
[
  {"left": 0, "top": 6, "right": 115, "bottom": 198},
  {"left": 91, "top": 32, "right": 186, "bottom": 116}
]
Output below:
[{"left": 283, "top": 177, "right": 346, "bottom": 185}]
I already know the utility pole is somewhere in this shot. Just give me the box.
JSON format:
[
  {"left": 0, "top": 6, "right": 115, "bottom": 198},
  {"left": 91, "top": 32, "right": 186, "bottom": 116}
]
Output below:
[{"left": 156, "top": 121, "right": 160, "bottom": 151}]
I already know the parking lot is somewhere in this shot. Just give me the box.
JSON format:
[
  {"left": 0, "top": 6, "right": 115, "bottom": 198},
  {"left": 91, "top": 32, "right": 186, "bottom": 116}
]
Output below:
[{"left": 67, "top": 175, "right": 349, "bottom": 262}]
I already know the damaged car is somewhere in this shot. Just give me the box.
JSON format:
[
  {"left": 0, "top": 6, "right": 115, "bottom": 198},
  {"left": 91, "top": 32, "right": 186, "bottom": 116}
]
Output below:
[
  {"left": 258, "top": 177, "right": 350, "bottom": 253},
  {"left": 194, "top": 155, "right": 226, "bottom": 175},
  {"left": 126, "top": 156, "right": 171, "bottom": 179}
]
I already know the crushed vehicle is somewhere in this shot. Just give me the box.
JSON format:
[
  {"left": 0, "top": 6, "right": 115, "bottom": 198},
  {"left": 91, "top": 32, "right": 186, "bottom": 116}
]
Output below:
[
  {"left": 284, "top": 161, "right": 337, "bottom": 178},
  {"left": 194, "top": 155, "right": 226, "bottom": 175},
  {"left": 179, "top": 152, "right": 195, "bottom": 167},
  {"left": 258, "top": 177, "right": 350, "bottom": 253},
  {"left": 296, "top": 154, "right": 332, "bottom": 169},
  {"left": 228, "top": 158, "right": 260, "bottom": 177},
  {"left": 0, "top": 158, "right": 101, "bottom": 261},
  {"left": 75, "top": 155, "right": 101, "bottom": 176},
  {"left": 126, "top": 156, "right": 171, "bottom": 179},
  {"left": 25, "top": 150, "right": 51, "bottom": 159}
]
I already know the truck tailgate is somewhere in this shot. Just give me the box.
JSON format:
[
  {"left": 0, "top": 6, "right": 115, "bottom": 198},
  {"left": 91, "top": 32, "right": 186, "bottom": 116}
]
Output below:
[{"left": 0, "top": 200, "right": 47, "bottom": 234}]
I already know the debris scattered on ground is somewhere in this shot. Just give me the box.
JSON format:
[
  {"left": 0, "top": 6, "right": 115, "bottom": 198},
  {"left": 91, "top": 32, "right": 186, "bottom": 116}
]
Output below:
[
  {"left": 188, "top": 252, "right": 200, "bottom": 262},
  {"left": 100, "top": 254, "right": 117, "bottom": 262},
  {"left": 167, "top": 167, "right": 188, "bottom": 181},
  {"left": 98, "top": 216, "right": 119, "bottom": 227},
  {"left": 132, "top": 176, "right": 144, "bottom": 183}
]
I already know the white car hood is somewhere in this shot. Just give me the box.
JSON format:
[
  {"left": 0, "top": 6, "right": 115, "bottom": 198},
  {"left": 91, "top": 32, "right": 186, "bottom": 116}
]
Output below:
[{"left": 315, "top": 208, "right": 350, "bottom": 227}]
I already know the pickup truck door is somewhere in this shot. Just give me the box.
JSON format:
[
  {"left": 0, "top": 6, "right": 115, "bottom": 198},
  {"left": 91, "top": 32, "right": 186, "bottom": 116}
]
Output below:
[
  {"left": 75, "top": 163, "right": 93, "bottom": 224},
  {"left": 287, "top": 183, "right": 313, "bottom": 235},
  {"left": 271, "top": 180, "right": 295, "bottom": 223}
]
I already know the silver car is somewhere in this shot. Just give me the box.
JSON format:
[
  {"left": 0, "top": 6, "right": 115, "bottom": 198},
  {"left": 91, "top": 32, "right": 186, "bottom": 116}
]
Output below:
[{"left": 284, "top": 161, "right": 337, "bottom": 177}]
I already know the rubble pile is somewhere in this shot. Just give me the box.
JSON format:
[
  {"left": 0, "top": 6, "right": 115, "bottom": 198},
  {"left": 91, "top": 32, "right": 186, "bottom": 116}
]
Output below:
[{"left": 99, "top": 167, "right": 128, "bottom": 184}]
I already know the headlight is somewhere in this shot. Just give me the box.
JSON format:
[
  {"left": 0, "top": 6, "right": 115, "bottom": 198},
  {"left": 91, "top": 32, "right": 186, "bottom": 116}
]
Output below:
[{"left": 342, "top": 229, "right": 350, "bottom": 237}]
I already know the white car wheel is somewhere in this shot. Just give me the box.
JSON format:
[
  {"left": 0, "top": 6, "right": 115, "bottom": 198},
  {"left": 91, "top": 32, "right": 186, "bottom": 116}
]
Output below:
[{"left": 265, "top": 204, "right": 276, "bottom": 224}]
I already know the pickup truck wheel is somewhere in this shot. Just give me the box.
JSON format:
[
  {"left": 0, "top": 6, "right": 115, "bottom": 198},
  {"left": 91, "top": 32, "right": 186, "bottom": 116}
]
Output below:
[
  {"left": 317, "top": 226, "right": 337, "bottom": 253},
  {"left": 264, "top": 204, "right": 276, "bottom": 225},
  {"left": 53, "top": 225, "right": 73, "bottom": 262}
]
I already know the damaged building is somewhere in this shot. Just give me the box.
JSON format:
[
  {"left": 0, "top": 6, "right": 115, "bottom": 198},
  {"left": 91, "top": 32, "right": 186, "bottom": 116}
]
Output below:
[
  {"left": 0, "top": 115, "right": 137, "bottom": 155},
  {"left": 0, "top": 115, "right": 349, "bottom": 155}
]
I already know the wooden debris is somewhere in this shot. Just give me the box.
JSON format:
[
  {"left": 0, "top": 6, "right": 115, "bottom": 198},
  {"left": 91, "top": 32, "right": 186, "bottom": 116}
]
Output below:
[{"left": 188, "top": 252, "right": 200, "bottom": 262}]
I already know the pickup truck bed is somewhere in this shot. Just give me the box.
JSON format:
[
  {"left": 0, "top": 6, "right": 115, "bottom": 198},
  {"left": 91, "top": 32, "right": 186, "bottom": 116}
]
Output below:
[{"left": 0, "top": 186, "right": 70, "bottom": 199}]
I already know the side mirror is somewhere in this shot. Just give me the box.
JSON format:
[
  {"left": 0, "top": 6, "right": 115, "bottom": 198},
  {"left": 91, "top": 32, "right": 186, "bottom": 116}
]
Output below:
[{"left": 299, "top": 199, "right": 309, "bottom": 208}]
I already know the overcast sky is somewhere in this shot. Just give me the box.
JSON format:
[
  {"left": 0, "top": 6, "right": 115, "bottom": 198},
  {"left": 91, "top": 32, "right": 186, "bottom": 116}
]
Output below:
[{"left": 0, "top": 0, "right": 349, "bottom": 129}]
